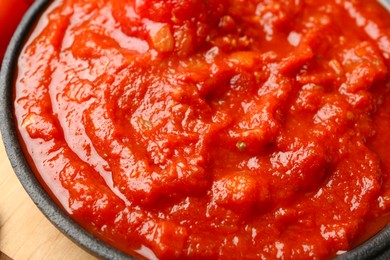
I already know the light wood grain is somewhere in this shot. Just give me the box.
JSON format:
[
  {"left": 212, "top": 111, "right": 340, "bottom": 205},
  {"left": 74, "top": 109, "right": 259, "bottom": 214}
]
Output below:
[{"left": 0, "top": 132, "right": 97, "bottom": 260}]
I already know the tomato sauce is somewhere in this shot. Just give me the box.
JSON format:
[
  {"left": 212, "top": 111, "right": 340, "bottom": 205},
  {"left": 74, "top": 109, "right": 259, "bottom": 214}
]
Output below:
[{"left": 14, "top": 0, "right": 390, "bottom": 259}]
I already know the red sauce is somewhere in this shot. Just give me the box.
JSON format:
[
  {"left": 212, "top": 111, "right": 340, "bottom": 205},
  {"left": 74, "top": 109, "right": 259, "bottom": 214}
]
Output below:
[{"left": 14, "top": 0, "right": 390, "bottom": 259}]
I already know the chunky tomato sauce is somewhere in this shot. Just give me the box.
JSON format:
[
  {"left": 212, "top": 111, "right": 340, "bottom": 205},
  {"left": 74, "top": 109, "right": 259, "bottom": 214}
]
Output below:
[{"left": 14, "top": 0, "right": 390, "bottom": 259}]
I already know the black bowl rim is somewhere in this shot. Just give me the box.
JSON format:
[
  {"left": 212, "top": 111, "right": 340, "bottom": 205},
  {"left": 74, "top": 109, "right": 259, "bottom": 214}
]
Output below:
[
  {"left": 0, "top": 0, "right": 132, "bottom": 259},
  {"left": 1, "top": 0, "right": 390, "bottom": 259}
]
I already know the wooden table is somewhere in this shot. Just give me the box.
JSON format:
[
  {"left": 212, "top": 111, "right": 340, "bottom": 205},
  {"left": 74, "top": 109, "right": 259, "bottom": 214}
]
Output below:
[{"left": 0, "top": 132, "right": 97, "bottom": 260}]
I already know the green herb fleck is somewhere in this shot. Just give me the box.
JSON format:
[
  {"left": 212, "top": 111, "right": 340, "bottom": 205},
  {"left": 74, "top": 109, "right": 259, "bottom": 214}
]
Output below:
[{"left": 236, "top": 141, "right": 247, "bottom": 151}]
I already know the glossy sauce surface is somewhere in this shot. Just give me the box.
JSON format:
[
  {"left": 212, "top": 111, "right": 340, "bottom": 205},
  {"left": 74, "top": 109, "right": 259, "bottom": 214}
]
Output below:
[{"left": 14, "top": 0, "right": 390, "bottom": 259}]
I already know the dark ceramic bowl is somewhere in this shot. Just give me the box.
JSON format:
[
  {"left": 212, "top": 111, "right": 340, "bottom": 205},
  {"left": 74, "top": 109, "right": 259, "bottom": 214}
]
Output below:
[
  {"left": 0, "top": 0, "right": 131, "bottom": 259},
  {"left": 1, "top": 0, "right": 390, "bottom": 259}
]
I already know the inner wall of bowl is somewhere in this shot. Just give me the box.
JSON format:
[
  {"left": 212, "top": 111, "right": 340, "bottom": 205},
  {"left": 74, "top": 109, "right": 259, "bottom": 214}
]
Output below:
[
  {"left": 379, "top": 0, "right": 390, "bottom": 10},
  {"left": 1, "top": 0, "right": 390, "bottom": 259}
]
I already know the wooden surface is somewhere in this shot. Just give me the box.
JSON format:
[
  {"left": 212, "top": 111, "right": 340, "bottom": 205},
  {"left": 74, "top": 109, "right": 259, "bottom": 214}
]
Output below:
[{"left": 0, "top": 132, "right": 97, "bottom": 260}]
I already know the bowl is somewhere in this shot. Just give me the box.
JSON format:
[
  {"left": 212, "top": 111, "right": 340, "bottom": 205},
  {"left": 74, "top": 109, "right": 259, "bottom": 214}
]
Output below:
[
  {"left": 1, "top": 0, "right": 390, "bottom": 259},
  {"left": 0, "top": 0, "right": 131, "bottom": 259}
]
